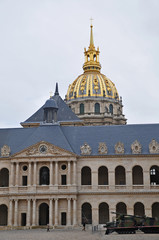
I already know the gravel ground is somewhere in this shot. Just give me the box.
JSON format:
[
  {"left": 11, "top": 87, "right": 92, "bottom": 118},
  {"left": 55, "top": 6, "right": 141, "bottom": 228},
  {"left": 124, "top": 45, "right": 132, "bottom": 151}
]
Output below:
[{"left": 0, "top": 229, "right": 158, "bottom": 240}]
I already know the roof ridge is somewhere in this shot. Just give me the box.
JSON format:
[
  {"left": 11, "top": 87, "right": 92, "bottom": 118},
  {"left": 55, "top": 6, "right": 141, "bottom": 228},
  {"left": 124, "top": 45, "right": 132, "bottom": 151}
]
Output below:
[{"left": 59, "top": 126, "right": 75, "bottom": 153}]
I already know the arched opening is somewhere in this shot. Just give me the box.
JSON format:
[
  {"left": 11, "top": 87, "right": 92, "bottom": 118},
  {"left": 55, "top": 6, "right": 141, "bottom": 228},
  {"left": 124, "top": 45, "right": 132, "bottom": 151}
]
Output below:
[
  {"left": 39, "top": 203, "right": 49, "bottom": 225},
  {"left": 115, "top": 166, "right": 126, "bottom": 185},
  {"left": 80, "top": 103, "right": 84, "bottom": 115},
  {"left": 116, "top": 202, "right": 127, "bottom": 215},
  {"left": 150, "top": 166, "right": 159, "bottom": 185},
  {"left": 0, "top": 204, "right": 8, "bottom": 225},
  {"left": 81, "top": 167, "right": 91, "bottom": 185},
  {"left": 152, "top": 202, "right": 159, "bottom": 218},
  {"left": 0, "top": 168, "right": 9, "bottom": 187},
  {"left": 99, "top": 202, "right": 109, "bottom": 224},
  {"left": 39, "top": 167, "right": 50, "bottom": 185},
  {"left": 87, "top": 55, "right": 90, "bottom": 61},
  {"left": 109, "top": 104, "right": 113, "bottom": 114},
  {"left": 98, "top": 166, "right": 108, "bottom": 185},
  {"left": 132, "top": 166, "right": 143, "bottom": 185},
  {"left": 134, "top": 202, "right": 145, "bottom": 216},
  {"left": 93, "top": 54, "right": 96, "bottom": 61},
  {"left": 82, "top": 203, "right": 92, "bottom": 224},
  {"left": 95, "top": 103, "right": 100, "bottom": 114}
]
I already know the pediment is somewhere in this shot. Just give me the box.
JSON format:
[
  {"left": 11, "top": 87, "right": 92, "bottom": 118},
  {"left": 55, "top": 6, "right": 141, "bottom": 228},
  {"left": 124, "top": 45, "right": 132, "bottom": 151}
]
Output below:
[{"left": 12, "top": 141, "right": 75, "bottom": 158}]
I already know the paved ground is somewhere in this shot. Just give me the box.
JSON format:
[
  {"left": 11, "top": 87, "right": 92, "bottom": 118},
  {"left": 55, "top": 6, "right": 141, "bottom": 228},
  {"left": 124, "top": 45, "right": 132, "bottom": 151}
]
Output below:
[{"left": 0, "top": 229, "right": 159, "bottom": 240}]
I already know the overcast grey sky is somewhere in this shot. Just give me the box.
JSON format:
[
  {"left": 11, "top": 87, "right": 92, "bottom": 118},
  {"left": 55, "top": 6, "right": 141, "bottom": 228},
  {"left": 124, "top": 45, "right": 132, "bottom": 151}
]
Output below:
[{"left": 0, "top": 0, "right": 159, "bottom": 128}]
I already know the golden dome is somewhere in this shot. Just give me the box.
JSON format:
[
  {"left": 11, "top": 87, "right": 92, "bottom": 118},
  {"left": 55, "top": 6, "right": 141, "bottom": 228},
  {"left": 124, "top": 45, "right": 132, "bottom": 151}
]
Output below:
[
  {"left": 66, "top": 24, "right": 119, "bottom": 101},
  {"left": 67, "top": 72, "right": 119, "bottom": 100}
]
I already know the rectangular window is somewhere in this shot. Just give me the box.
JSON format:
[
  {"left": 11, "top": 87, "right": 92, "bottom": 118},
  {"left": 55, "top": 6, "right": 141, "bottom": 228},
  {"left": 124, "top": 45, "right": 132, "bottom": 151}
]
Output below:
[
  {"left": 61, "top": 175, "right": 67, "bottom": 185},
  {"left": 22, "top": 176, "right": 27, "bottom": 186},
  {"left": 61, "top": 212, "right": 66, "bottom": 225},
  {"left": 21, "top": 213, "right": 26, "bottom": 226}
]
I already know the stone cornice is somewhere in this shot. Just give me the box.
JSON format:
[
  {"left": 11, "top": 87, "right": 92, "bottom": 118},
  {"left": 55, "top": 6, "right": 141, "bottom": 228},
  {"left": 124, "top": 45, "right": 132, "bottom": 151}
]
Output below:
[{"left": 77, "top": 154, "right": 159, "bottom": 159}]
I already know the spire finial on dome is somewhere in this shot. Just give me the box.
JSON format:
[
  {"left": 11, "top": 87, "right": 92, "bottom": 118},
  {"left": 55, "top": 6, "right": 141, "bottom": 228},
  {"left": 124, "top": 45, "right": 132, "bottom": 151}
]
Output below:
[
  {"left": 54, "top": 82, "right": 59, "bottom": 96},
  {"left": 83, "top": 21, "right": 101, "bottom": 73},
  {"left": 90, "top": 17, "right": 94, "bottom": 47}
]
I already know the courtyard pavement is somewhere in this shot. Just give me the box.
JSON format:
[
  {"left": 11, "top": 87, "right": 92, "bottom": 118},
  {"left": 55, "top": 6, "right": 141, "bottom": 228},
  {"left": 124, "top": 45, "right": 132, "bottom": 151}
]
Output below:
[{"left": 0, "top": 228, "right": 159, "bottom": 240}]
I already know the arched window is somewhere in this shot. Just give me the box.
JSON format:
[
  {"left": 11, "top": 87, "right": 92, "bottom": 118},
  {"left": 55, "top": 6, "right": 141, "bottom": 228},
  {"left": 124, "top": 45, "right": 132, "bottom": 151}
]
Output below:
[
  {"left": 150, "top": 166, "right": 159, "bottom": 185},
  {"left": 0, "top": 168, "right": 9, "bottom": 187},
  {"left": 134, "top": 202, "right": 145, "bottom": 216},
  {"left": 116, "top": 202, "right": 127, "bottom": 214},
  {"left": 99, "top": 203, "right": 109, "bottom": 224},
  {"left": 115, "top": 166, "right": 126, "bottom": 185},
  {"left": 93, "top": 54, "right": 96, "bottom": 61},
  {"left": 152, "top": 202, "right": 159, "bottom": 218},
  {"left": 39, "top": 203, "right": 49, "bottom": 225},
  {"left": 132, "top": 166, "right": 143, "bottom": 185},
  {"left": 87, "top": 55, "right": 90, "bottom": 61},
  {"left": 81, "top": 167, "right": 91, "bottom": 185},
  {"left": 0, "top": 204, "right": 8, "bottom": 226},
  {"left": 95, "top": 103, "right": 100, "bottom": 114},
  {"left": 82, "top": 203, "right": 92, "bottom": 224},
  {"left": 80, "top": 103, "right": 84, "bottom": 115},
  {"left": 109, "top": 104, "right": 113, "bottom": 114},
  {"left": 98, "top": 166, "right": 108, "bottom": 185},
  {"left": 39, "top": 167, "right": 50, "bottom": 185}
]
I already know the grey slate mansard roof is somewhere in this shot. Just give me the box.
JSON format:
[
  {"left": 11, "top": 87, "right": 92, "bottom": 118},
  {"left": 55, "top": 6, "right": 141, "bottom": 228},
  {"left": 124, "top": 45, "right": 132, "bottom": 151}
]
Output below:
[
  {"left": 22, "top": 94, "right": 80, "bottom": 124},
  {"left": 0, "top": 124, "right": 159, "bottom": 157}
]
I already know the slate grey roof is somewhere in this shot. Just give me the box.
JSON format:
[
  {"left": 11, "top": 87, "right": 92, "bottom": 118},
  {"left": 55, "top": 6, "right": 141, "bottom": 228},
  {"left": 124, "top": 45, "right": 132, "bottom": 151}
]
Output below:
[
  {"left": 61, "top": 124, "right": 159, "bottom": 155},
  {"left": 22, "top": 94, "right": 80, "bottom": 124},
  {"left": 43, "top": 98, "right": 58, "bottom": 109},
  {"left": 0, "top": 124, "right": 159, "bottom": 157},
  {"left": 0, "top": 126, "right": 74, "bottom": 156}
]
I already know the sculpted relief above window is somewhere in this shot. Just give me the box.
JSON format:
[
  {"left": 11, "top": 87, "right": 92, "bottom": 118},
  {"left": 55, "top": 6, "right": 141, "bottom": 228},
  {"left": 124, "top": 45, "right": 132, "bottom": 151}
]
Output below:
[
  {"left": 98, "top": 142, "right": 108, "bottom": 155},
  {"left": 149, "top": 139, "right": 159, "bottom": 154},
  {"left": 131, "top": 140, "right": 142, "bottom": 154},
  {"left": 1, "top": 145, "right": 11, "bottom": 157},
  {"left": 115, "top": 142, "right": 124, "bottom": 154},
  {"left": 80, "top": 143, "right": 91, "bottom": 155}
]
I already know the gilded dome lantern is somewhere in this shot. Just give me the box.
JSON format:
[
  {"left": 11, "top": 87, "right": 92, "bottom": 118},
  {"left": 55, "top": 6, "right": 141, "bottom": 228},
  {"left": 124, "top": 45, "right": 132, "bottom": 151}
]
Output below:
[{"left": 66, "top": 23, "right": 127, "bottom": 126}]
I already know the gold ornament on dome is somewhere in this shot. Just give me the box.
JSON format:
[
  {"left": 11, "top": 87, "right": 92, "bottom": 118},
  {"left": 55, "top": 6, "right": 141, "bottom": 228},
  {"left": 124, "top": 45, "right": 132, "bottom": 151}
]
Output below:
[
  {"left": 80, "top": 143, "right": 91, "bottom": 155},
  {"left": 98, "top": 142, "right": 108, "bottom": 154},
  {"left": 1, "top": 145, "right": 11, "bottom": 157},
  {"left": 80, "top": 76, "right": 87, "bottom": 93},
  {"left": 104, "top": 78, "right": 111, "bottom": 92},
  {"left": 149, "top": 139, "right": 159, "bottom": 154},
  {"left": 115, "top": 142, "right": 124, "bottom": 154},
  {"left": 93, "top": 76, "right": 99, "bottom": 92},
  {"left": 131, "top": 140, "right": 142, "bottom": 154}
]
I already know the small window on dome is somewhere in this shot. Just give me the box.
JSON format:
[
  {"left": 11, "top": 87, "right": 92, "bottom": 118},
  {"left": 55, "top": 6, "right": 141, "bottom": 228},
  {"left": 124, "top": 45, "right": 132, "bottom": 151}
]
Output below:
[
  {"left": 109, "top": 104, "right": 113, "bottom": 114},
  {"left": 95, "top": 103, "right": 100, "bottom": 114},
  {"left": 87, "top": 55, "right": 90, "bottom": 61},
  {"left": 80, "top": 103, "right": 84, "bottom": 115},
  {"left": 93, "top": 54, "right": 96, "bottom": 61}
]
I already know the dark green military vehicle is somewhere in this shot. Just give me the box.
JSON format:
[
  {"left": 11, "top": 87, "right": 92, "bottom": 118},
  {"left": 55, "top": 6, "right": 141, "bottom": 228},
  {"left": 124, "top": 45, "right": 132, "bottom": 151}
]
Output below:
[{"left": 104, "top": 212, "right": 159, "bottom": 234}]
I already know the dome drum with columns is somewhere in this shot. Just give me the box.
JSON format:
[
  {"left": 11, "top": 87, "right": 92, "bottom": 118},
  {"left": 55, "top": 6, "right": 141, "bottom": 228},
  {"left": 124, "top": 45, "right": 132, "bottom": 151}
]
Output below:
[{"left": 66, "top": 24, "right": 127, "bottom": 125}]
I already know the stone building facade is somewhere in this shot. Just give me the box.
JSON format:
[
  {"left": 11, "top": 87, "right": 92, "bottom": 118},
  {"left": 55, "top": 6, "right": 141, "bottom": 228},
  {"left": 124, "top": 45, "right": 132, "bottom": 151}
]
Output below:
[
  {"left": 0, "top": 24, "right": 159, "bottom": 229},
  {"left": 0, "top": 125, "right": 159, "bottom": 228}
]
